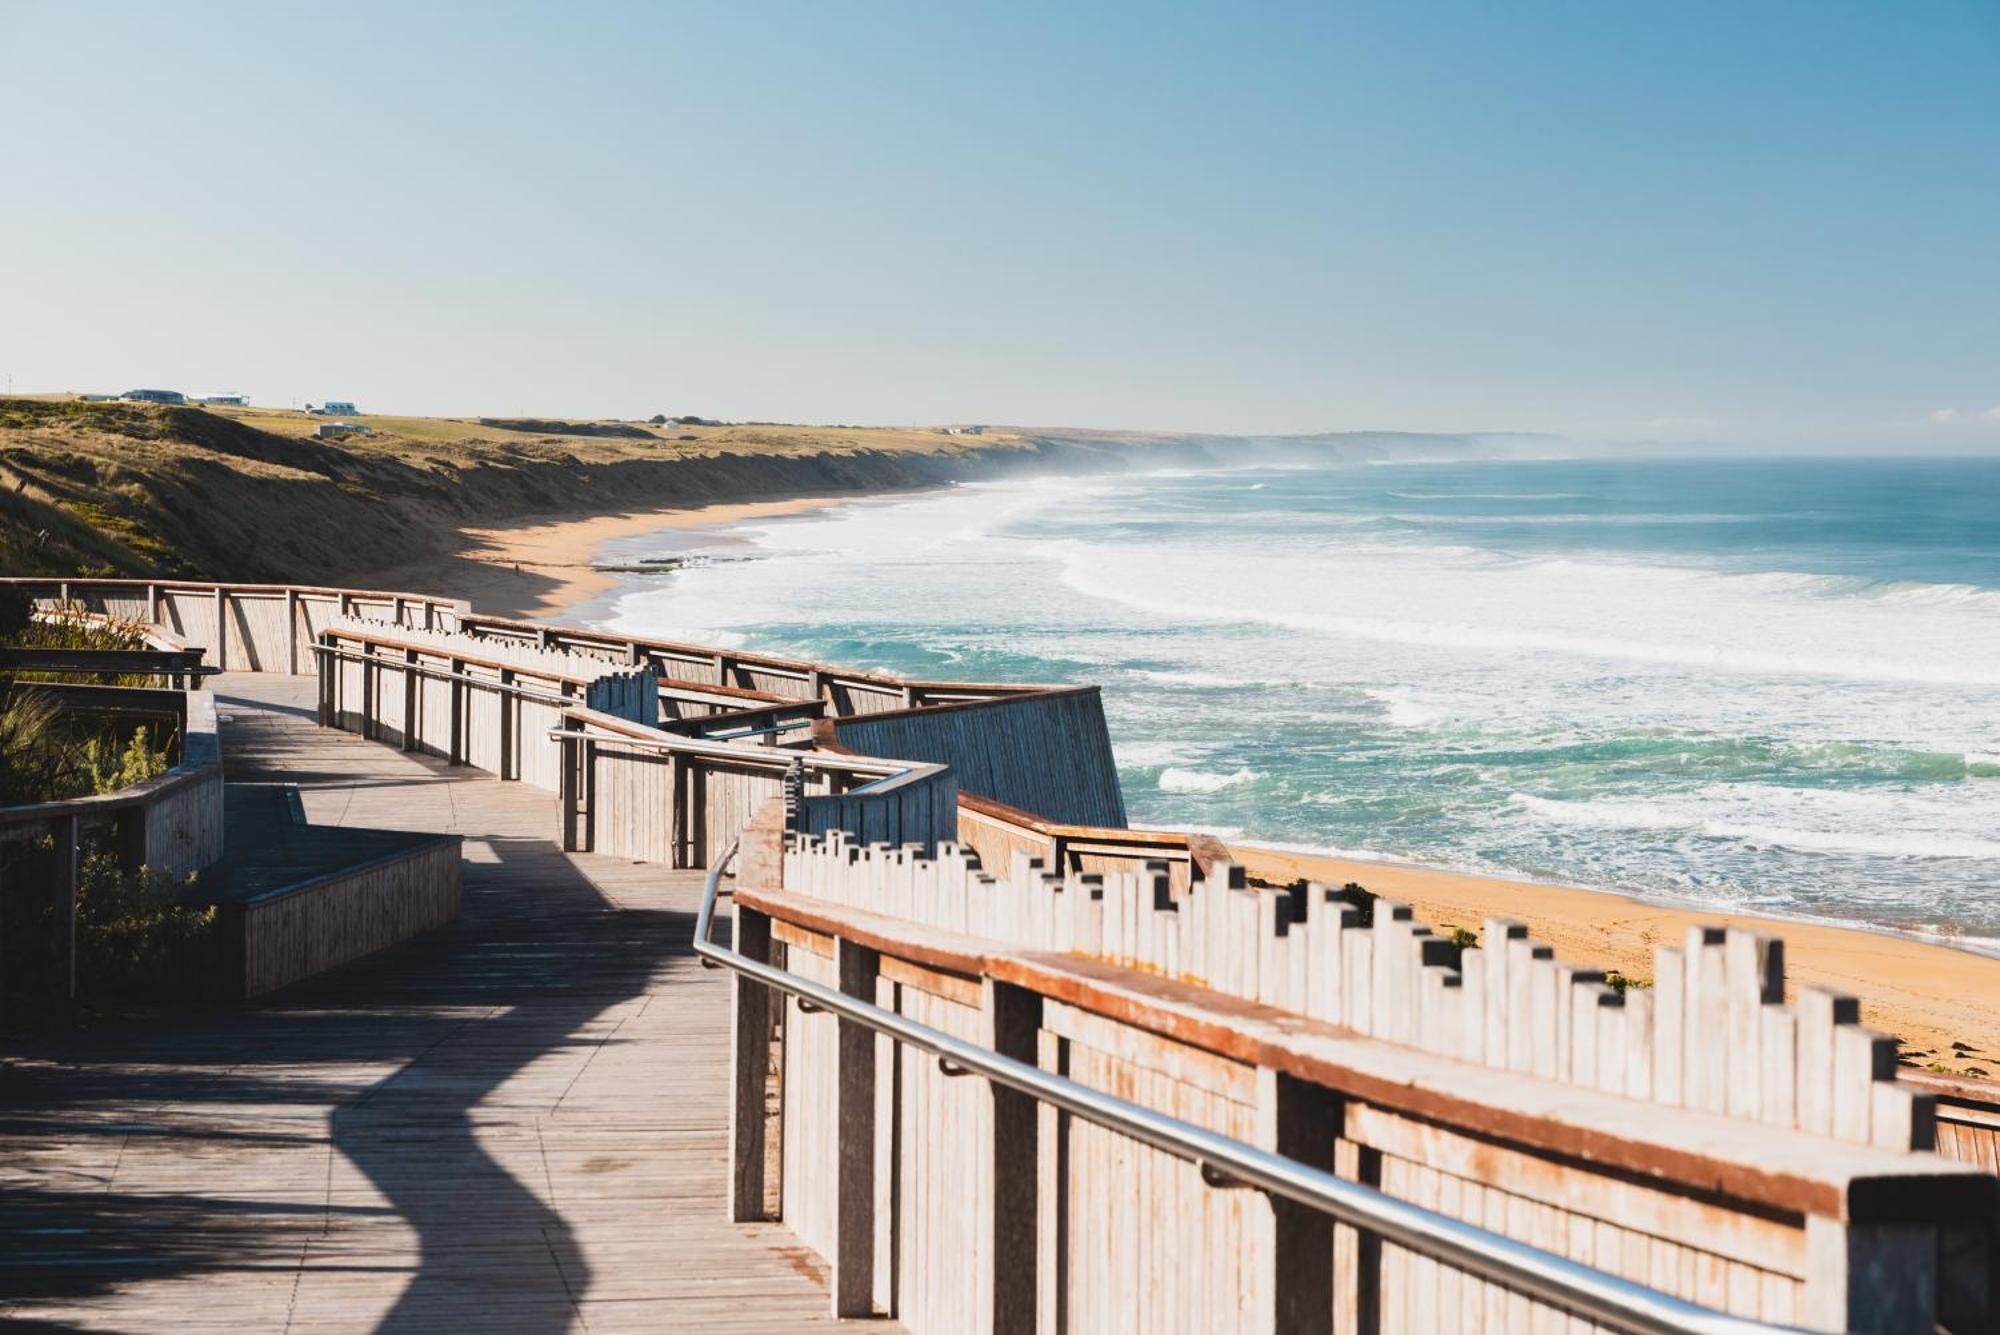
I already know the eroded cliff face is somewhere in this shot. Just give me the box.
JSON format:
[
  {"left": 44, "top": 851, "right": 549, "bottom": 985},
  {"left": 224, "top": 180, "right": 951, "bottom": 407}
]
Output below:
[{"left": 0, "top": 400, "right": 1148, "bottom": 581}]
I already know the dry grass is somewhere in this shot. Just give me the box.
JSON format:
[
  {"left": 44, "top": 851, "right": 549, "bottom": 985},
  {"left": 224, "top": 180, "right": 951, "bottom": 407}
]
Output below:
[{"left": 0, "top": 396, "right": 1066, "bottom": 582}]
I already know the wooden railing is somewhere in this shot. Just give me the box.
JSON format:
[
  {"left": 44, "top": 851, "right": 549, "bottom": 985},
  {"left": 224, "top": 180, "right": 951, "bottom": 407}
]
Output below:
[
  {"left": 313, "top": 623, "right": 656, "bottom": 791},
  {"left": 826, "top": 687, "right": 1128, "bottom": 827},
  {"left": 0, "top": 687, "right": 225, "bottom": 995},
  {"left": 727, "top": 820, "right": 1997, "bottom": 1333},
  {"left": 0, "top": 646, "right": 218, "bottom": 689},
  {"left": 1, "top": 578, "right": 468, "bottom": 673},
  {"left": 958, "top": 792, "right": 1229, "bottom": 894},
  {"left": 552, "top": 708, "right": 952, "bottom": 868},
  {"left": 1903, "top": 1069, "right": 2000, "bottom": 1173},
  {"left": 460, "top": 612, "right": 1051, "bottom": 715}
]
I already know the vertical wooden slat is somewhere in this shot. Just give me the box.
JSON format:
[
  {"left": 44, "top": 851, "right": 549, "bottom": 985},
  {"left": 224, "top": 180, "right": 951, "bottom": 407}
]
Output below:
[
  {"left": 988, "top": 979, "right": 1041, "bottom": 1335},
  {"left": 1832, "top": 1025, "right": 1896, "bottom": 1144},
  {"left": 834, "top": 937, "right": 883, "bottom": 1317},
  {"left": 1725, "top": 930, "right": 1782, "bottom": 1121},
  {"left": 729, "top": 905, "right": 774, "bottom": 1221},
  {"left": 1683, "top": 927, "right": 1728, "bottom": 1114},
  {"left": 1796, "top": 987, "right": 1859, "bottom": 1138},
  {"left": 1255, "top": 1069, "right": 1338, "bottom": 1335}
]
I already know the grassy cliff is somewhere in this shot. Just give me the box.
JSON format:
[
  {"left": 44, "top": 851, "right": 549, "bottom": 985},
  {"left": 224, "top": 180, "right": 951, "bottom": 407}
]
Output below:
[{"left": 0, "top": 399, "right": 1135, "bottom": 581}]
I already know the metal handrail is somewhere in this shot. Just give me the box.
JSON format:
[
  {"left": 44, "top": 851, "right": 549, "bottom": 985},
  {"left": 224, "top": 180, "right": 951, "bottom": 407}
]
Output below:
[{"left": 694, "top": 838, "right": 1791, "bottom": 1335}]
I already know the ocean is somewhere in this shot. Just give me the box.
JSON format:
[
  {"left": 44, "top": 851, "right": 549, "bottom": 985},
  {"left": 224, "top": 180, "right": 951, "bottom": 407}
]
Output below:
[{"left": 597, "top": 455, "right": 2000, "bottom": 945}]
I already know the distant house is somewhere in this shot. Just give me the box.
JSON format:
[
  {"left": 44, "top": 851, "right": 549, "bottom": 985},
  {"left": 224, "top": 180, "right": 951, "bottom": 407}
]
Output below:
[
  {"left": 320, "top": 400, "right": 359, "bottom": 416},
  {"left": 315, "top": 422, "right": 371, "bottom": 439},
  {"left": 121, "top": 389, "right": 186, "bottom": 405},
  {"left": 939, "top": 424, "right": 987, "bottom": 436},
  {"left": 79, "top": 393, "right": 121, "bottom": 402},
  {"left": 191, "top": 393, "right": 248, "bottom": 406}
]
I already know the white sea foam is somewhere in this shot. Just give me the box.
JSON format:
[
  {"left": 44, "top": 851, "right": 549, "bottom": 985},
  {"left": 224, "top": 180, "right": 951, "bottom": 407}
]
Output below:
[
  {"left": 1159, "top": 766, "right": 1259, "bottom": 793},
  {"left": 1508, "top": 793, "right": 2000, "bottom": 860},
  {"left": 1364, "top": 688, "right": 1447, "bottom": 727}
]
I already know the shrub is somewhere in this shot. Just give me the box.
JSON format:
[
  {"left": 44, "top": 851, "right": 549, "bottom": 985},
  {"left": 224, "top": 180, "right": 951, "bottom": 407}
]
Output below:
[
  {"left": 84, "top": 724, "right": 172, "bottom": 794},
  {"left": 0, "top": 687, "right": 82, "bottom": 802},
  {"left": 74, "top": 851, "right": 218, "bottom": 1000}
]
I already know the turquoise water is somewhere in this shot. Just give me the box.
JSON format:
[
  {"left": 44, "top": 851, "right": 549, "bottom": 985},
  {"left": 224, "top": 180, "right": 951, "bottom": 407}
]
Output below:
[{"left": 601, "top": 456, "right": 2000, "bottom": 943}]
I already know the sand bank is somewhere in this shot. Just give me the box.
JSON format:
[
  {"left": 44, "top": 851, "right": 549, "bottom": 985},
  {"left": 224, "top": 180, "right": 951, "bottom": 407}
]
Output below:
[
  {"left": 362, "top": 495, "right": 848, "bottom": 622},
  {"left": 1229, "top": 843, "right": 1999, "bottom": 1068}
]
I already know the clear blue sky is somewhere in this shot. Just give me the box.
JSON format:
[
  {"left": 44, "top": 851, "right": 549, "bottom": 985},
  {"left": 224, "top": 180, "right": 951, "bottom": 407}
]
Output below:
[{"left": 2, "top": 1, "right": 1996, "bottom": 444}]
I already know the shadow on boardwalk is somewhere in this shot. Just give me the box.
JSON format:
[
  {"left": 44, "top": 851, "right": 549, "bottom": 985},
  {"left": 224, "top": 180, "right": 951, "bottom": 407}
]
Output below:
[{"left": 1, "top": 821, "right": 687, "bottom": 1332}]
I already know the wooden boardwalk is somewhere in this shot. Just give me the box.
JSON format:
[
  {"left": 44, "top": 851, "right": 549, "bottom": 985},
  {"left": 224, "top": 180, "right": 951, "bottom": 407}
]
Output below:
[{"left": 0, "top": 674, "right": 889, "bottom": 1333}]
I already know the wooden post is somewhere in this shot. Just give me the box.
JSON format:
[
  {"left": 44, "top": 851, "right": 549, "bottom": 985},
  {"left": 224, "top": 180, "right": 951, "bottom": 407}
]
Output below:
[
  {"left": 360, "top": 642, "right": 378, "bottom": 741},
  {"left": 401, "top": 649, "right": 419, "bottom": 752},
  {"left": 559, "top": 726, "right": 581, "bottom": 852},
  {"left": 146, "top": 582, "right": 160, "bottom": 627},
  {"left": 498, "top": 669, "right": 515, "bottom": 781},
  {"left": 57, "top": 814, "right": 80, "bottom": 999},
  {"left": 1803, "top": 1216, "right": 1937, "bottom": 1334},
  {"left": 317, "top": 636, "right": 335, "bottom": 727},
  {"left": 987, "top": 979, "right": 1042, "bottom": 1335},
  {"left": 670, "top": 752, "right": 690, "bottom": 868},
  {"left": 581, "top": 738, "right": 596, "bottom": 854},
  {"left": 1255, "top": 1069, "right": 1338, "bottom": 1335},
  {"left": 285, "top": 589, "right": 299, "bottom": 675},
  {"left": 212, "top": 586, "right": 227, "bottom": 671},
  {"left": 448, "top": 661, "right": 464, "bottom": 765},
  {"left": 729, "top": 905, "right": 776, "bottom": 1221},
  {"left": 834, "top": 938, "right": 883, "bottom": 1317}
]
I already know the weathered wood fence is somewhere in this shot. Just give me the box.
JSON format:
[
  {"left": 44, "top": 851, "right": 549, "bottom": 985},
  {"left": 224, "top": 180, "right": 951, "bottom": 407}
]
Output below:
[
  {"left": 555, "top": 709, "right": 955, "bottom": 867},
  {"left": 826, "top": 688, "right": 1128, "bottom": 827},
  {"left": 228, "top": 835, "right": 462, "bottom": 997},
  {"left": 957, "top": 792, "right": 1230, "bottom": 896},
  {"left": 2, "top": 578, "right": 467, "bottom": 672},
  {"left": 461, "top": 612, "right": 1048, "bottom": 714},
  {"left": 728, "top": 823, "right": 1998, "bottom": 1333},
  {"left": 315, "top": 620, "right": 658, "bottom": 791}
]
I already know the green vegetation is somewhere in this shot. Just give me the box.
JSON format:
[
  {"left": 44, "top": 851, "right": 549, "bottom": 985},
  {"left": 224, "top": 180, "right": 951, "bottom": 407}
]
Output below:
[
  {"left": 71, "top": 851, "right": 217, "bottom": 999},
  {"left": 0, "top": 846, "right": 219, "bottom": 1025},
  {"left": 0, "top": 590, "right": 176, "bottom": 804},
  {"left": 1604, "top": 970, "right": 1651, "bottom": 994},
  {"left": 0, "top": 394, "right": 1082, "bottom": 582},
  {"left": 0, "top": 587, "right": 205, "bottom": 1018}
]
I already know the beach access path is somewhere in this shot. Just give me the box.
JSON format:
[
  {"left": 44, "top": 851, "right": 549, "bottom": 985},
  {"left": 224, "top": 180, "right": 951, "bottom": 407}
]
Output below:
[{"left": 0, "top": 673, "right": 889, "bottom": 1332}]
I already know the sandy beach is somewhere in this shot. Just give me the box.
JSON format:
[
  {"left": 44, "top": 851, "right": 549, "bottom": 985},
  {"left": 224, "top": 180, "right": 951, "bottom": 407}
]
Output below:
[
  {"left": 363, "top": 494, "right": 854, "bottom": 622},
  {"left": 1228, "top": 843, "right": 2000, "bottom": 1066},
  {"left": 386, "top": 498, "right": 2000, "bottom": 1070}
]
